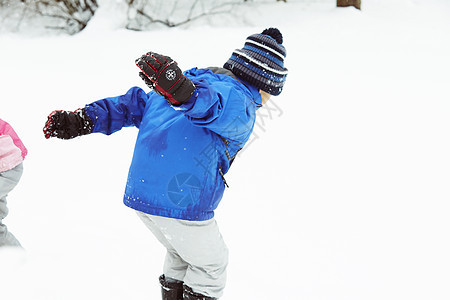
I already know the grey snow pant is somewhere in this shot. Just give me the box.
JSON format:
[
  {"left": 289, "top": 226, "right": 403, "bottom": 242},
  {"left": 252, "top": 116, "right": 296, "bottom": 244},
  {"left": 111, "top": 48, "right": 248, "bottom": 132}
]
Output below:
[
  {"left": 137, "top": 211, "right": 228, "bottom": 299},
  {"left": 0, "top": 163, "right": 23, "bottom": 247}
]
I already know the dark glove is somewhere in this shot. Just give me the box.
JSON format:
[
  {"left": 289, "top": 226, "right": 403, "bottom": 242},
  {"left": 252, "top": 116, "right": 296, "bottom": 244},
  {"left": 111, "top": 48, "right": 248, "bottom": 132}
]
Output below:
[
  {"left": 43, "top": 109, "right": 93, "bottom": 140},
  {"left": 135, "top": 52, "right": 195, "bottom": 106}
]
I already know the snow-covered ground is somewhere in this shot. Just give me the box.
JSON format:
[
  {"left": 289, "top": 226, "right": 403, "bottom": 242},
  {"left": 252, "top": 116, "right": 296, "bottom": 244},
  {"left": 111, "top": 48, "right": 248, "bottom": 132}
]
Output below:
[{"left": 1, "top": 0, "right": 450, "bottom": 299}]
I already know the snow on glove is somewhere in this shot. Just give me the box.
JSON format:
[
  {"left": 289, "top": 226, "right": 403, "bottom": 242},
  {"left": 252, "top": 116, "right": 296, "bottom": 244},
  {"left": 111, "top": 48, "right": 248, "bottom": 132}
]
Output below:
[
  {"left": 43, "top": 109, "right": 93, "bottom": 140},
  {"left": 135, "top": 52, "right": 195, "bottom": 106}
]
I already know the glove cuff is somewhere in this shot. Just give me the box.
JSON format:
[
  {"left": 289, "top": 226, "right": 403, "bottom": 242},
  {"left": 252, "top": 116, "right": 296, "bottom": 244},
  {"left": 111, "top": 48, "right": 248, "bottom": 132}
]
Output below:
[
  {"left": 167, "top": 77, "right": 195, "bottom": 106},
  {"left": 76, "top": 108, "right": 94, "bottom": 136}
]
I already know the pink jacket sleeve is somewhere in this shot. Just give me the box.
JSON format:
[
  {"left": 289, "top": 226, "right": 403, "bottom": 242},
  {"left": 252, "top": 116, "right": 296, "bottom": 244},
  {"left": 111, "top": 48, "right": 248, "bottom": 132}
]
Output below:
[{"left": 0, "top": 118, "right": 28, "bottom": 172}]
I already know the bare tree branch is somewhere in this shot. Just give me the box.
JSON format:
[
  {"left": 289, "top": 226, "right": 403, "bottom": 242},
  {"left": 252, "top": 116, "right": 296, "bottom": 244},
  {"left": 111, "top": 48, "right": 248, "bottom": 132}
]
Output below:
[
  {"left": 0, "top": 0, "right": 98, "bottom": 34},
  {"left": 126, "top": 0, "right": 244, "bottom": 31}
]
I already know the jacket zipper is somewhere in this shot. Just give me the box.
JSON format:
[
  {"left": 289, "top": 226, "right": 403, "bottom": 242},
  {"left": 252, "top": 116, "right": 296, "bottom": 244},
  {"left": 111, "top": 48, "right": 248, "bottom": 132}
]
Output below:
[{"left": 218, "top": 166, "right": 229, "bottom": 188}]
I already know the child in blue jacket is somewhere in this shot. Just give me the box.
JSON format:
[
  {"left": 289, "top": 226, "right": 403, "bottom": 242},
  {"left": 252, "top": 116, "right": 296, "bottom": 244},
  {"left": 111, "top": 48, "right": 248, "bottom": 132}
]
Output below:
[{"left": 43, "top": 28, "right": 288, "bottom": 299}]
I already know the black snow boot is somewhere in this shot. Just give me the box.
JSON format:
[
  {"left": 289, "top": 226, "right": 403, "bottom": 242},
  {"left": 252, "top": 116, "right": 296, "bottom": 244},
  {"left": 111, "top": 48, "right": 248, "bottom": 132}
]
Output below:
[
  {"left": 183, "top": 285, "right": 217, "bottom": 300},
  {"left": 159, "top": 275, "right": 184, "bottom": 300}
]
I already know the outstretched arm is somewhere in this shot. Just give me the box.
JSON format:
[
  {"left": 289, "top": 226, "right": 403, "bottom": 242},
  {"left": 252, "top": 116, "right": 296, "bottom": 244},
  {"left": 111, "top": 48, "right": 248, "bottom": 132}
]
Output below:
[{"left": 43, "top": 87, "right": 148, "bottom": 139}]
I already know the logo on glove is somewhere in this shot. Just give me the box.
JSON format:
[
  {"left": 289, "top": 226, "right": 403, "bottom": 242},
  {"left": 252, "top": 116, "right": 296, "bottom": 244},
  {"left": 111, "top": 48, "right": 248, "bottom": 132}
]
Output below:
[{"left": 165, "top": 69, "right": 177, "bottom": 81}]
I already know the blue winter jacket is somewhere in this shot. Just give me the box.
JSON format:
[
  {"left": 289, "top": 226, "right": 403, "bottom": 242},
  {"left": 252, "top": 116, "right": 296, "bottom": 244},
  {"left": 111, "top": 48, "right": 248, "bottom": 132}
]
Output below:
[{"left": 84, "top": 68, "right": 262, "bottom": 221}]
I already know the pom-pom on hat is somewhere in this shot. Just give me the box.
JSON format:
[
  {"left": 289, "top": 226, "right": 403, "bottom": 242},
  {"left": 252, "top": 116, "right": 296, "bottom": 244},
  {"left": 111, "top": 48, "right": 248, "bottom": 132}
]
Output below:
[{"left": 223, "top": 28, "right": 288, "bottom": 96}]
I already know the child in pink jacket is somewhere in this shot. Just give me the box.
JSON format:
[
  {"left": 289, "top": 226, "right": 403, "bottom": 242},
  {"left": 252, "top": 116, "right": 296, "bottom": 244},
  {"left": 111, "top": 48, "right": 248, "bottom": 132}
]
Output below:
[{"left": 0, "top": 118, "right": 27, "bottom": 247}]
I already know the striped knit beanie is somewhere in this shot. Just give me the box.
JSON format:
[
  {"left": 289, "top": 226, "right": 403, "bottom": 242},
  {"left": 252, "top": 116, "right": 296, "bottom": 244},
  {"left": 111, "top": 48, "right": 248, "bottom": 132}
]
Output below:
[{"left": 223, "top": 28, "right": 288, "bottom": 96}]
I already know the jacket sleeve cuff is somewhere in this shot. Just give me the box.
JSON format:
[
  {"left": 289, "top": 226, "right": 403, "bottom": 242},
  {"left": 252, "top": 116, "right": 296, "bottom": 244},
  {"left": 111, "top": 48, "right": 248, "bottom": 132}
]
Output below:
[{"left": 171, "top": 86, "right": 198, "bottom": 111}]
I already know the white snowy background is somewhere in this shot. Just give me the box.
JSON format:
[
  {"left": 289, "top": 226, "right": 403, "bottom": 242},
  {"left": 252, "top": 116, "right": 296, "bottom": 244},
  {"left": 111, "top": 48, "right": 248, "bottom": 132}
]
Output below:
[{"left": 1, "top": 0, "right": 450, "bottom": 299}]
